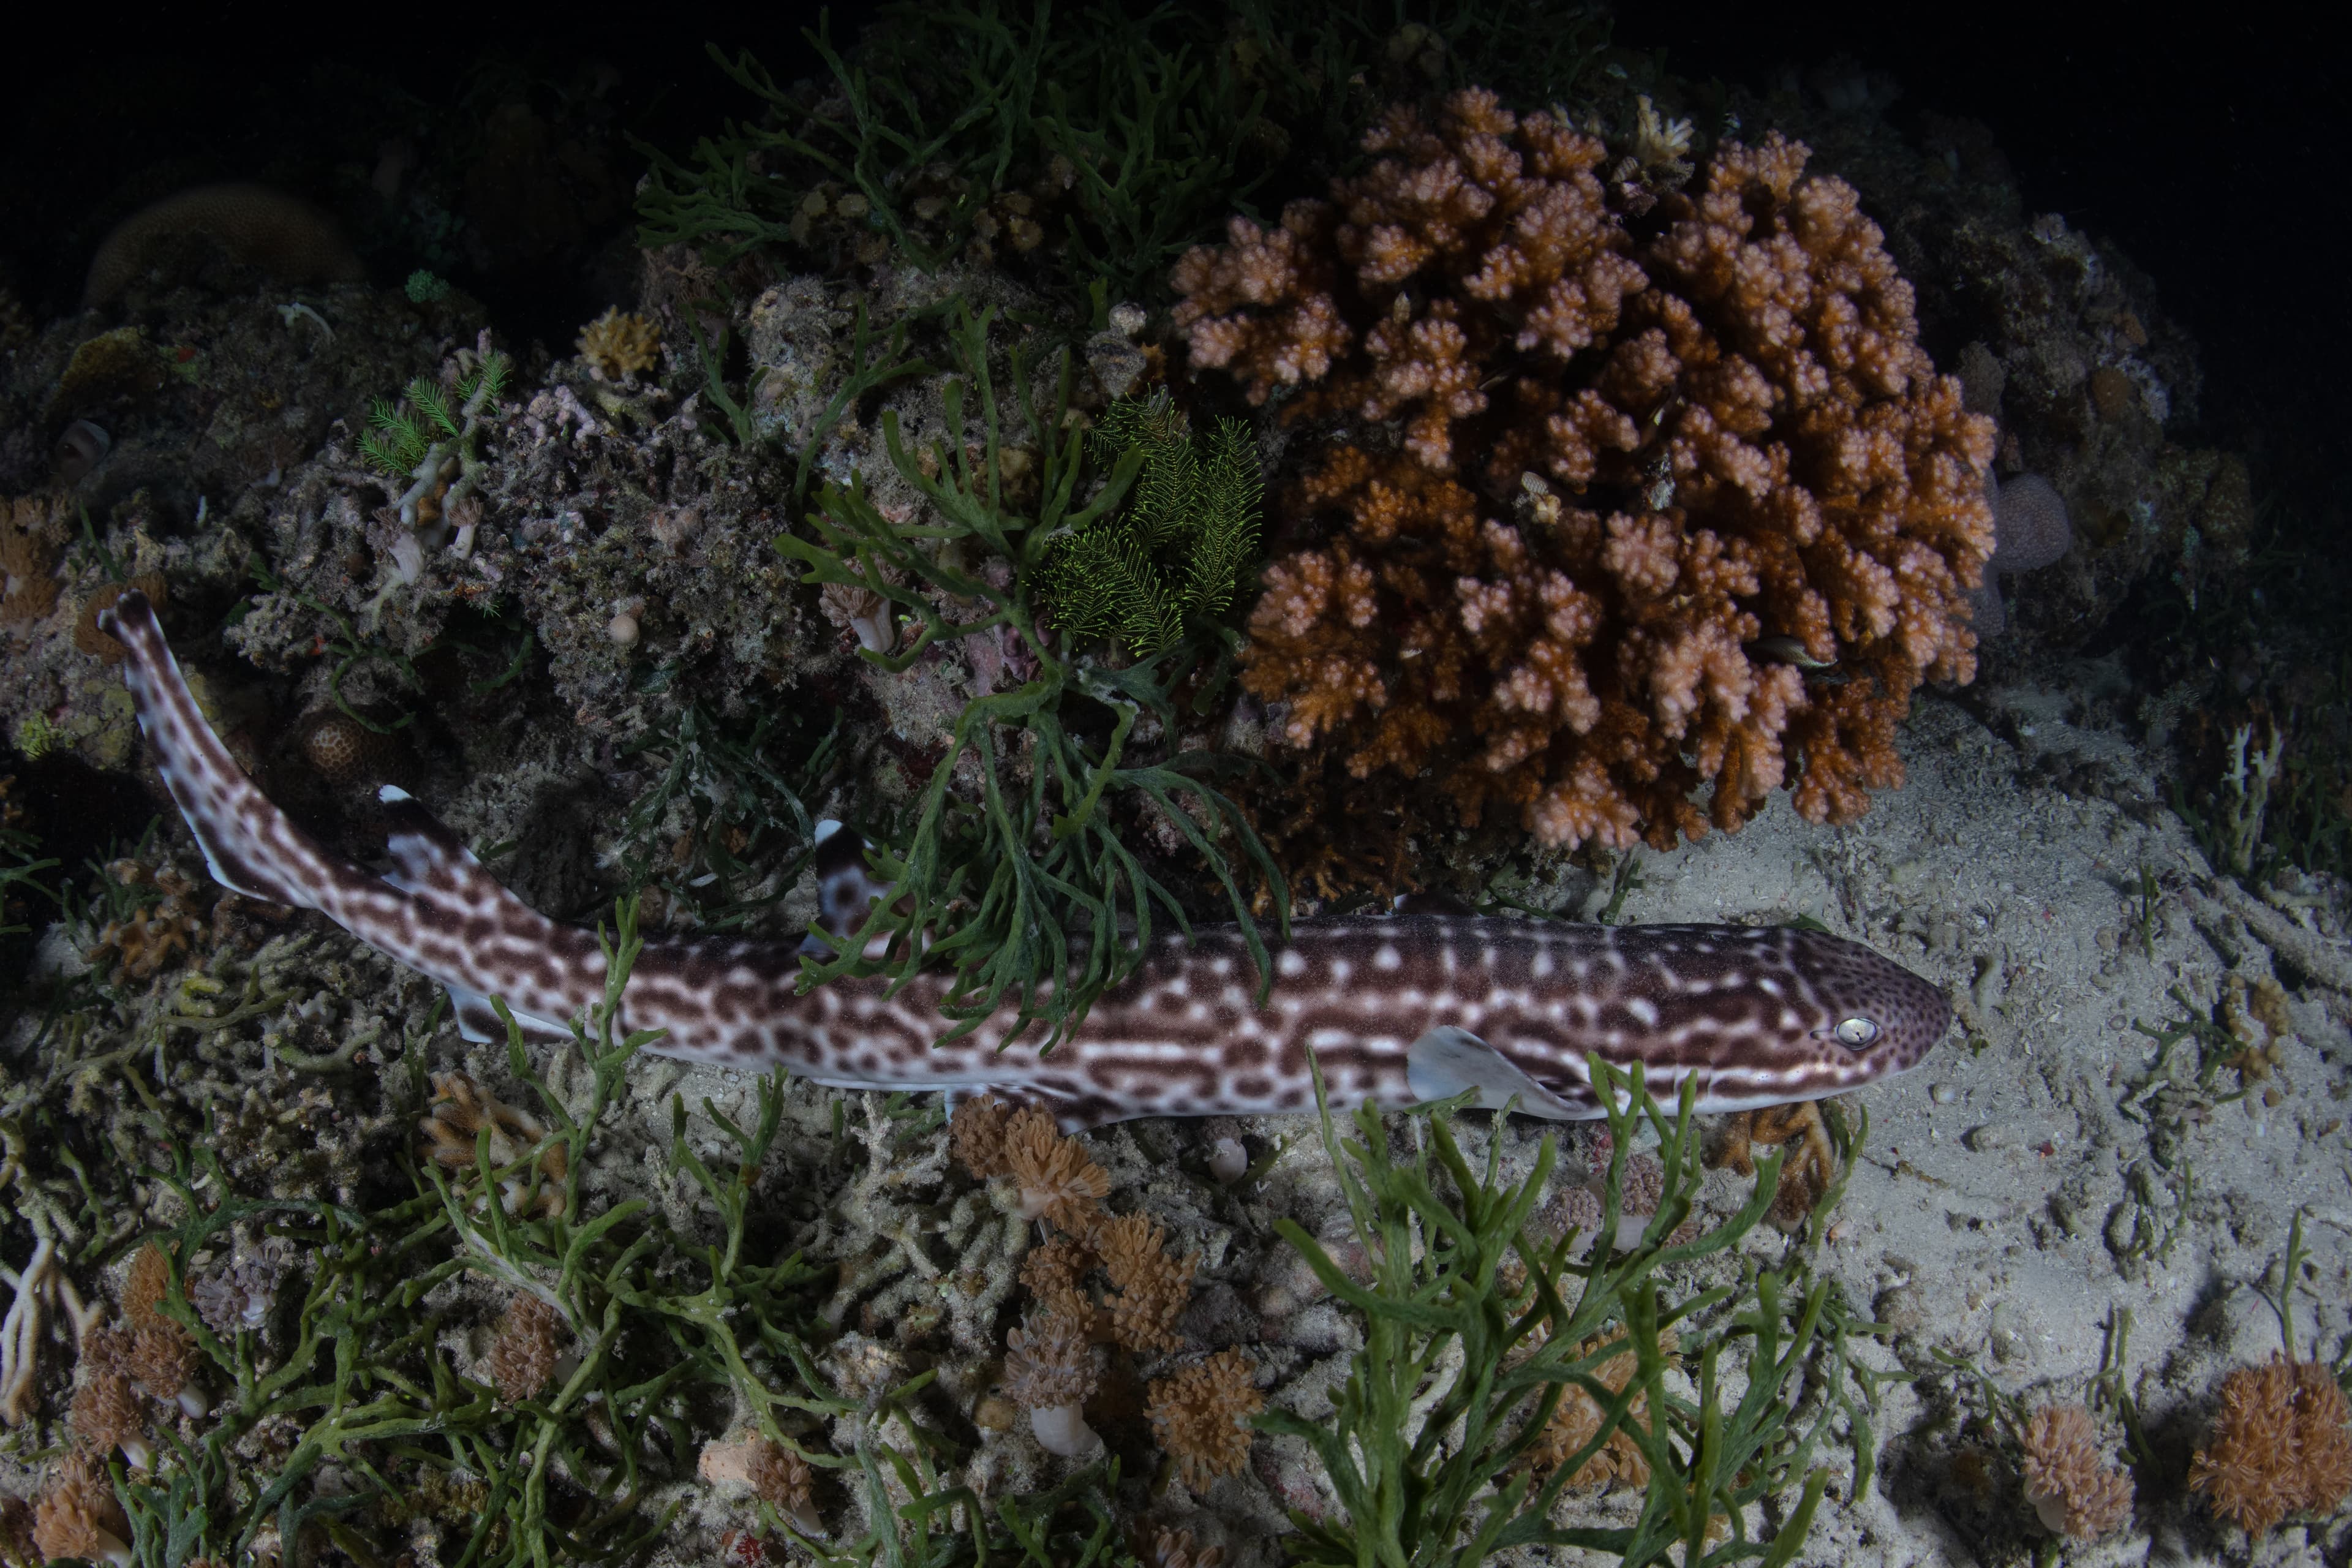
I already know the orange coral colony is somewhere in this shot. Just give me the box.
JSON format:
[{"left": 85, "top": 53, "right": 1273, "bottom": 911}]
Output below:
[{"left": 1175, "top": 90, "right": 1994, "bottom": 850}]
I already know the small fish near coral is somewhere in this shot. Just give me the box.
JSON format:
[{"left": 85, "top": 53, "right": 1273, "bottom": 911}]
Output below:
[{"left": 100, "top": 592, "right": 1950, "bottom": 1128}]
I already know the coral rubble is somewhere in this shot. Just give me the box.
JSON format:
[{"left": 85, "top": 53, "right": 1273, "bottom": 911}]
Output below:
[{"left": 1177, "top": 91, "right": 1995, "bottom": 849}]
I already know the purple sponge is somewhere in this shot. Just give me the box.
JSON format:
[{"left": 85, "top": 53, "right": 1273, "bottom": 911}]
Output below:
[{"left": 1970, "top": 473, "right": 2072, "bottom": 636}]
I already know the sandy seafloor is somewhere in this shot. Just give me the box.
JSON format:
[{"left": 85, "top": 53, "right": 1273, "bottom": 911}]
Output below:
[{"left": 1465, "top": 671, "right": 2352, "bottom": 1568}]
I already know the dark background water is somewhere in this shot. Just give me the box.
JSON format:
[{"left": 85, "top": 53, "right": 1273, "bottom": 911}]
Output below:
[
  {"left": 6, "top": 1, "right": 2341, "bottom": 535},
  {"left": 1613, "top": 1, "right": 2346, "bottom": 544}
]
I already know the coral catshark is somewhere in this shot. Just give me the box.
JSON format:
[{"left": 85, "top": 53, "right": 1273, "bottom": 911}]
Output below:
[{"left": 103, "top": 592, "right": 1950, "bottom": 1128}]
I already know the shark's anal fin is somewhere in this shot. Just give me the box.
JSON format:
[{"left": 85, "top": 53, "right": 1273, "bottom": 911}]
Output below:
[
  {"left": 1406, "top": 1025, "right": 1593, "bottom": 1120},
  {"left": 442, "top": 979, "right": 576, "bottom": 1047}
]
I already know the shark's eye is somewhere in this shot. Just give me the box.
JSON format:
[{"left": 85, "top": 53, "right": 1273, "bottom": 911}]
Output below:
[{"left": 1833, "top": 1016, "right": 1881, "bottom": 1048}]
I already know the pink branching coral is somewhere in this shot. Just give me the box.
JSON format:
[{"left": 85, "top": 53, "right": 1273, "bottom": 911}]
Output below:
[
  {"left": 420, "top": 1072, "right": 570, "bottom": 1218},
  {"left": 1175, "top": 91, "right": 1994, "bottom": 850}
]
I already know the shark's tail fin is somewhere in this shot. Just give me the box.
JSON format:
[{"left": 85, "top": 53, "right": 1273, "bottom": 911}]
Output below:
[
  {"left": 100, "top": 591, "right": 347, "bottom": 910},
  {"left": 100, "top": 591, "right": 598, "bottom": 1043}
]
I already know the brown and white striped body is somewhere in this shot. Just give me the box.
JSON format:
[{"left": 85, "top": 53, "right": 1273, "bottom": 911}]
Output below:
[{"left": 102, "top": 593, "right": 1950, "bottom": 1129}]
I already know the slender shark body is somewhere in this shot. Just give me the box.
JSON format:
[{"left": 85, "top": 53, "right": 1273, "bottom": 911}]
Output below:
[{"left": 102, "top": 593, "right": 1949, "bottom": 1128}]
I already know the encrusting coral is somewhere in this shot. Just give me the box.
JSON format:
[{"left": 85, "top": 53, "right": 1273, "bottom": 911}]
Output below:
[
  {"left": 1146, "top": 1348, "right": 1264, "bottom": 1492},
  {"left": 2018, "top": 1403, "right": 2133, "bottom": 1539},
  {"left": 0, "top": 496, "right": 67, "bottom": 627},
  {"left": 1969, "top": 472, "right": 2073, "bottom": 637},
  {"left": 576, "top": 307, "right": 662, "bottom": 381},
  {"left": 1175, "top": 91, "right": 1994, "bottom": 850},
  {"left": 2186, "top": 1354, "right": 2352, "bottom": 1535}
]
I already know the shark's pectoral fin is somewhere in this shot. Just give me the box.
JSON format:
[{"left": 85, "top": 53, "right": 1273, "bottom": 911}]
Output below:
[{"left": 1406, "top": 1026, "right": 1594, "bottom": 1120}]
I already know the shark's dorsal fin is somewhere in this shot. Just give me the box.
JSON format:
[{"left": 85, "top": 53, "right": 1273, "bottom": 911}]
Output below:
[
  {"left": 1391, "top": 890, "right": 1480, "bottom": 917},
  {"left": 801, "top": 819, "right": 897, "bottom": 959},
  {"left": 1406, "top": 1025, "right": 1593, "bottom": 1120}
]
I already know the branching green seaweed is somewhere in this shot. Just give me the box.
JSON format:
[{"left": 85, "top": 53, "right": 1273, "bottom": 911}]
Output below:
[
  {"left": 777, "top": 301, "right": 1285, "bottom": 1046},
  {"left": 1267, "top": 1060, "right": 1871, "bottom": 1568},
  {"left": 0, "top": 779, "right": 62, "bottom": 941},
  {"left": 636, "top": 4, "right": 1281, "bottom": 297},
  {"left": 635, "top": 2, "right": 1621, "bottom": 300},
  {"left": 92, "top": 900, "right": 839, "bottom": 1567},
  {"left": 617, "top": 704, "right": 841, "bottom": 931},
  {"left": 1041, "top": 389, "right": 1259, "bottom": 658},
  {"left": 357, "top": 349, "right": 513, "bottom": 528}
]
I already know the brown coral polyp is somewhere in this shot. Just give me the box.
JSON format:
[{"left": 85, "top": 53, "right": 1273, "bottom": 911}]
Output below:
[
  {"left": 1146, "top": 1348, "right": 1264, "bottom": 1492},
  {"left": 1003, "top": 1107, "right": 1109, "bottom": 1230},
  {"left": 2187, "top": 1354, "right": 2352, "bottom": 1536},
  {"left": 2019, "top": 1403, "right": 2133, "bottom": 1539},
  {"left": 1177, "top": 91, "right": 1994, "bottom": 853},
  {"left": 484, "top": 1294, "right": 564, "bottom": 1404}
]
